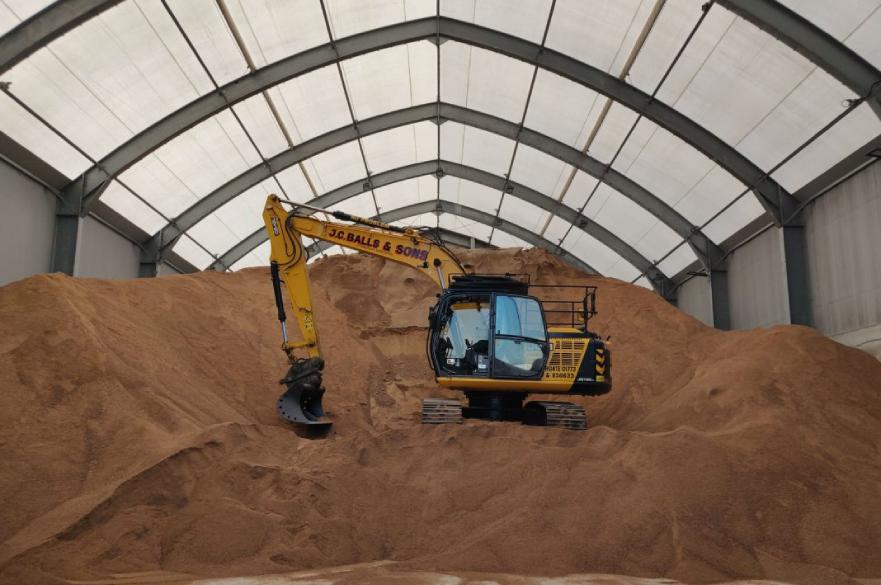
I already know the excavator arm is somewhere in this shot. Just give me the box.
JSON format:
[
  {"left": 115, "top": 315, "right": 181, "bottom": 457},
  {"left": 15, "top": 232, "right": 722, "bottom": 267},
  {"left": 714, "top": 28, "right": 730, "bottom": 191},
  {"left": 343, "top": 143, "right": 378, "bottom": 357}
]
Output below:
[{"left": 262, "top": 194, "right": 465, "bottom": 427}]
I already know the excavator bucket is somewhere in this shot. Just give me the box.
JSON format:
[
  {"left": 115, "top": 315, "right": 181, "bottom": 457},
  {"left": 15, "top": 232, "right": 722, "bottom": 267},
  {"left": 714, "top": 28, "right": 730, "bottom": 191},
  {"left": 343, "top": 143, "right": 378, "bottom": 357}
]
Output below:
[{"left": 276, "top": 357, "right": 332, "bottom": 427}]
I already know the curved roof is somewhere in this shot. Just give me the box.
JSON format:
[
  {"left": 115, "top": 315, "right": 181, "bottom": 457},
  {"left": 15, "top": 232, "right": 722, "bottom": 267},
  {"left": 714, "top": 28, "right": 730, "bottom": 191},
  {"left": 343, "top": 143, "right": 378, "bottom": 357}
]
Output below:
[{"left": 1, "top": 0, "right": 880, "bottom": 291}]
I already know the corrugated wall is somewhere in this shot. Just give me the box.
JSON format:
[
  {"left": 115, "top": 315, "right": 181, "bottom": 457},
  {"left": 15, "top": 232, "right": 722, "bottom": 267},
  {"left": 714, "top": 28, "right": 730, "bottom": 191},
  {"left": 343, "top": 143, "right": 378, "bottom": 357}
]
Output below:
[
  {"left": 76, "top": 217, "right": 140, "bottom": 279},
  {"left": 727, "top": 227, "right": 790, "bottom": 329},
  {"left": 806, "top": 161, "right": 881, "bottom": 337},
  {"left": 676, "top": 276, "right": 713, "bottom": 327},
  {"left": 0, "top": 158, "right": 56, "bottom": 287}
]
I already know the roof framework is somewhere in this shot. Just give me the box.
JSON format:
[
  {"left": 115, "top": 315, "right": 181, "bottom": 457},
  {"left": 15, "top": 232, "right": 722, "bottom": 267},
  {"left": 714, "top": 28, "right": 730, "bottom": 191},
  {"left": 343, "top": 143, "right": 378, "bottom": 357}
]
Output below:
[
  {"left": 1, "top": 0, "right": 879, "bottom": 303},
  {"left": 144, "top": 103, "right": 720, "bottom": 271},
  {"left": 60, "top": 16, "right": 796, "bottom": 221},
  {"left": 209, "top": 198, "right": 600, "bottom": 277}
]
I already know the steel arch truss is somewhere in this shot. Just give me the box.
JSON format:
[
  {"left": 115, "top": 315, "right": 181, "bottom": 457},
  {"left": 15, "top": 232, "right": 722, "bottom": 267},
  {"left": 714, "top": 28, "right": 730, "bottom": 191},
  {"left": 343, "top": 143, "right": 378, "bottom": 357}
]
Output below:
[
  {"left": 5, "top": 0, "right": 877, "bottom": 117},
  {"left": 141, "top": 104, "right": 721, "bottom": 282},
  {"left": 61, "top": 16, "right": 799, "bottom": 223},
  {"left": 208, "top": 199, "right": 600, "bottom": 279},
  {"left": 191, "top": 159, "right": 674, "bottom": 295}
]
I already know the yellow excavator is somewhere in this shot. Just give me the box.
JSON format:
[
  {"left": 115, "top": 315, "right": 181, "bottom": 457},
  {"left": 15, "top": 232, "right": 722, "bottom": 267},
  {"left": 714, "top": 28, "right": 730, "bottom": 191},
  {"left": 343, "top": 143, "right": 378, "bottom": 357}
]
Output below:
[{"left": 262, "top": 194, "right": 611, "bottom": 430}]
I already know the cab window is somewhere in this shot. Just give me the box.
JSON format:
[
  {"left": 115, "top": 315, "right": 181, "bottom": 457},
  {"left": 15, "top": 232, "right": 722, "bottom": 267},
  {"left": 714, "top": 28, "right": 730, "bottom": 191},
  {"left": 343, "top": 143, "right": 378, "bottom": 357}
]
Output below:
[
  {"left": 436, "top": 297, "right": 491, "bottom": 375},
  {"left": 492, "top": 295, "right": 547, "bottom": 378}
]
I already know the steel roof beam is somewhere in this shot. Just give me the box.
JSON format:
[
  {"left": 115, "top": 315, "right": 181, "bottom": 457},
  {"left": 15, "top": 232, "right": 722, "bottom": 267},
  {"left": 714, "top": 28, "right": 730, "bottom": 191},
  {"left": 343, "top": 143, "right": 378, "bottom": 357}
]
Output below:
[
  {"left": 146, "top": 103, "right": 721, "bottom": 272},
  {"left": 716, "top": 0, "right": 881, "bottom": 118},
  {"left": 63, "top": 16, "right": 793, "bottom": 223},
  {"left": 201, "top": 160, "right": 673, "bottom": 293},
  {"left": 0, "top": 0, "right": 124, "bottom": 74},
  {"left": 209, "top": 199, "right": 599, "bottom": 278}
]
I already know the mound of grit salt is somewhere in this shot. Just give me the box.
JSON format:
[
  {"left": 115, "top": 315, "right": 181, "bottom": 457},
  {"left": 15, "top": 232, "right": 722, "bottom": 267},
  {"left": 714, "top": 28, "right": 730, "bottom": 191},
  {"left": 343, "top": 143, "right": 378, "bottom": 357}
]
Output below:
[{"left": 0, "top": 248, "right": 880, "bottom": 585}]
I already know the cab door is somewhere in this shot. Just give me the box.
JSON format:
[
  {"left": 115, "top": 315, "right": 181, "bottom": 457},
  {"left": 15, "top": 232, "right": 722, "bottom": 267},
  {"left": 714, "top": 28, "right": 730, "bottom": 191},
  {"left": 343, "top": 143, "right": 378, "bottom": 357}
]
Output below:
[{"left": 490, "top": 294, "right": 550, "bottom": 379}]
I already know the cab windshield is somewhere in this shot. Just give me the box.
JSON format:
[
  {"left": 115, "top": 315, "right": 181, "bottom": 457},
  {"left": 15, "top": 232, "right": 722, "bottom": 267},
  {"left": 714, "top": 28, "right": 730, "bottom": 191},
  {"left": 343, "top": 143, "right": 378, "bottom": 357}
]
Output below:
[{"left": 492, "top": 295, "right": 547, "bottom": 378}]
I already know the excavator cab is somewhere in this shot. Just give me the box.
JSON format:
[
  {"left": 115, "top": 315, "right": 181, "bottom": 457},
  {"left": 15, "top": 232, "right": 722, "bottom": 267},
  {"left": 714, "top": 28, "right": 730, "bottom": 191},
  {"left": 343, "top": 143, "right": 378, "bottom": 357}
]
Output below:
[
  {"left": 428, "top": 274, "right": 552, "bottom": 381},
  {"left": 430, "top": 291, "right": 551, "bottom": 380}
]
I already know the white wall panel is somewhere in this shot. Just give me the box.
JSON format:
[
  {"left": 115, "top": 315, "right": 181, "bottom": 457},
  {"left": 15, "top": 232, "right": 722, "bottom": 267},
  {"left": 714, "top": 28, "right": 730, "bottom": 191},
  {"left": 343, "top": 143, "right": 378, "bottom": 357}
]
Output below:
[
  {"left": 0, "top": 159, "right": 55, "bottom": 286},
  {"left": 75, "top": 217, "right": 139, "bottom": 279},
  {"left": 728, "top": 227, "right": 790, "bottom": 329},
  {"left": 807, "top": 161, "right": 881, "bottom": 337},
  {"left": 676, "top": 276, "right": 713, "bottom": 327}
]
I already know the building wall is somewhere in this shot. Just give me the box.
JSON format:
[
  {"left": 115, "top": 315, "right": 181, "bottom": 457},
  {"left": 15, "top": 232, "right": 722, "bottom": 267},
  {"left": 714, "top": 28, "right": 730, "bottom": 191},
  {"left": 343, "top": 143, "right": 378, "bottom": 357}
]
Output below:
[
  {"left": 806, "top": 160, "right": 881, "bottom": 340},
  {"left": 75, "top": 217, "right": 140, "bottom": 279},
  {"left": 727, "top": 227, "right": 790, "bottom": 329},
  {"left": 0, "top": 158, "right": 149, "bottom": 285},
  {"left": 0, "top": 158, "right": 56, "bottom": 287},
  {"left": 676, "top": 275, "right": 713, "bottom": 327}
]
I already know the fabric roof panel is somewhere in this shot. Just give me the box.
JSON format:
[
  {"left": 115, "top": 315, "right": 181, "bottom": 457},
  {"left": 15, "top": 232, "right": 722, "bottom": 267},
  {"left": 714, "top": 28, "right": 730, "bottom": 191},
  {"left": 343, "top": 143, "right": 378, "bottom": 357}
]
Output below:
[
  {"left": 328, "top": 191, "right": 376, "bottom": 218},
  {"left": 524, "top": 69, "right": 604, "bottom": 148},
  {"left": 703, "top": 193, "right": 767, "bottom": 244},
  {"left": 100, "top": 180, "right": 168, "bottom": 235},
  {"left": 440, "top": 122, "right": 517, "bottom": 176},
  {"left": 374, "top": 176, "right": 437, "bottom": 212},
  {"left": 305, "top": 140, "right": 367, "bottom": 193},
  {"left": 441, "top": 42, "right": 534, "bottom": 124},
  {"left": 185, "top": 213, "right": 242, "bottom": 257},
  {"left": 171, "top": 232, "right": 216, "bottom": 269},
  {"left": 221, "top": 0, "right": 329, "bottom": 68},
  {"left": 546, "top": 0, "right": 654, "bottom": 74},
  {"left": 586, "top": 183, "right": 685, "bottom": 267},
  {"left": 271, "top": 65, "right": 351, "bottom": 143},
  {"left": 491, "top": 230, "right": 528, "bottom": 249},
  {"left": 165, "top": 0, "right": 248, "bottom": 86},
  {"left": 660, "top": 13, "right": 821, "bottom": 147},
  {"left": 560, "top": 226, "right": 632, "bottom": 277},
  {"left": 509, "top": 143, "right": 573, "bottom": 201},
  {"left": 342, "top": 42, "right": 435, "bottom": 120},
  {"left": 439, "top": 213, "right": 494, "bottom": 242},
  {"left": 561, "top": 170, "right": 601, "bottom": 212},
  {"left": 669, "top": 165, "right": 752, "bottom": 228},
  {"left": 0, "top": 90, "right": 91, "bottom": 178},
  {"left": 439, "top": 177, "right": 502, "bottom": 216},
  {"left": 656, "top": 242, "right": 697, "bottom": 278},
  {"left": 231, "top": 240, "right": 271, "bottom": 271},
  {"left": 274, "top": 165, "right": 316, "bottom": 202},
  {"left": 776, "top": 0, "right": 881, "bottom": 69},
  {"left": 497, "top": 196, "right": 551, "bottom": 236},
  {"left": 626, "top": 2, "right": 733, "bottom": 96},
  {"left": 6, "top": 0, "right": 212, "bottom": 155},
  {"left": 326, "top": 0, "right": 433, "bottom": 39},
  {"left": 442, "top": 0, "right": 553, "bottom": 44},
  {"left": 845, "top": 6, "right": 881, "bottom": 70},
  {"left": 118, "top": 109, "right": 261, "bottom": 217},
  {"left": 231, "top": 92, "right": 289, "bottom": 158},
  {"left": 5, "top": 51, "right": 136, "bottom": 163},
  {"left": 361, "top": 121, "right": 436, "bottom": 175},
  {"left": 767, "top": 102, "right": 881, "bottom": 193}
]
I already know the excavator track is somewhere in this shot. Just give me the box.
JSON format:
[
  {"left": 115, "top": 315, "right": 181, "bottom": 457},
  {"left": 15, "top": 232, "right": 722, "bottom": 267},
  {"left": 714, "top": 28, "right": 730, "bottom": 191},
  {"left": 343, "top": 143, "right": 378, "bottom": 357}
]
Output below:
[
  {"left": 524, "top": 401, "right": 587, "bottom": 430},
  {"left": 421, "top": 398, "right": 464, "bottom": 424}
]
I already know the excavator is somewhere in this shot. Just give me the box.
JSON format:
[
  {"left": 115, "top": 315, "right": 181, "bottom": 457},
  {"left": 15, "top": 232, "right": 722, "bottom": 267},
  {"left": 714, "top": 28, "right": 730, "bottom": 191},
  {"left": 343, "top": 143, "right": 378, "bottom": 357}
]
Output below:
[{"left": 262, "top": 194, "right": 611, "bottom": 430}]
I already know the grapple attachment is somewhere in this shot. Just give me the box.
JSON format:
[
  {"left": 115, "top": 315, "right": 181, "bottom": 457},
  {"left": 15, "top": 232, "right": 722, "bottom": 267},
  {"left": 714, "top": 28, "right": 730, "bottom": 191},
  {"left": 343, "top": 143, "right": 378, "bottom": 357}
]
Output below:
[{"left": 277, "top": 357, "right": 332, "bottom": 427}]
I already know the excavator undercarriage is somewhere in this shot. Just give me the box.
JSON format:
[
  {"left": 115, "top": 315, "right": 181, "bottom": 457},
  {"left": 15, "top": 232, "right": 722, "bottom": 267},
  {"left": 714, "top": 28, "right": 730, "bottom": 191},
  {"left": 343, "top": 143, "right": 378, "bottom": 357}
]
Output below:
[{"left": 420, "top": 393, "right": 587, "bottom": 430}]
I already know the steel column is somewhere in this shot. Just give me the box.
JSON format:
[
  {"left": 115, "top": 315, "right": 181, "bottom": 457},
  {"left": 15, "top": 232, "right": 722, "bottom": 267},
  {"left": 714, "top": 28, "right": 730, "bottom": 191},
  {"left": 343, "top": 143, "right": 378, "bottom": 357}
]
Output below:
[
  {"left": 779, "top": 197, "right": 813, "bottom": 326},
  {"left": 50, "top": 190, "right": 82, "bottom": 275}
]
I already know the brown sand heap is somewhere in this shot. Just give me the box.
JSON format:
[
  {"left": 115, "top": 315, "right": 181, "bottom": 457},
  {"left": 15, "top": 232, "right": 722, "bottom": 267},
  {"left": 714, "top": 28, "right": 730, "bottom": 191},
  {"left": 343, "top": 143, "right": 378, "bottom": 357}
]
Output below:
[{"left": 0, "top": 248, "right": 880, "bottom": 585}]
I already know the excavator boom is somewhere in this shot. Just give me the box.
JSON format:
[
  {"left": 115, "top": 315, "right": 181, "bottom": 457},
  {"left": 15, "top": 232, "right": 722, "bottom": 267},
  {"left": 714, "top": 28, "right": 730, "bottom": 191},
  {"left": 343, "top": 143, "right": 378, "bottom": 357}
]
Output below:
[{"left": 262, "top": 194, "right": 465, "bottom": 427}]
